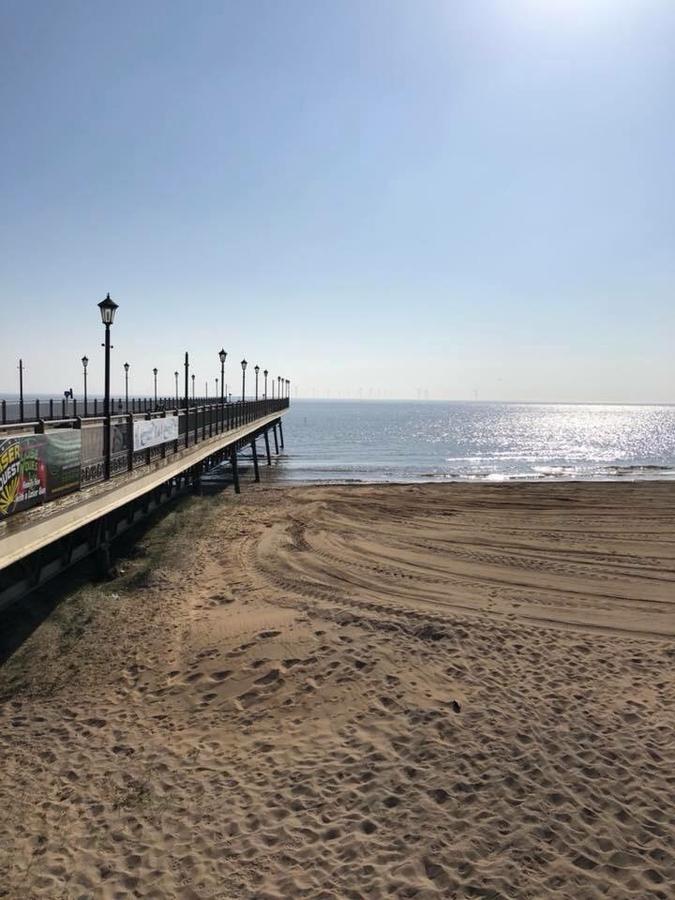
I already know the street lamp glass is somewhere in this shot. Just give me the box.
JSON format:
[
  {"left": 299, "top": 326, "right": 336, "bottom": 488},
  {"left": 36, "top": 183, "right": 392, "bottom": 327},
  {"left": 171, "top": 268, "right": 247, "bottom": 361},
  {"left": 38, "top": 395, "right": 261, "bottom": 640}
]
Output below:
[
  {"left": 219, "top": 348, "right": 227, "bottom": 363},
  {"left": 254, "top": 365, "right": 259, "bottom": 374},
  {"left": 263, "top": 369, "right": 268, "bottom": 377},
  {"left": 81, "top": 355, "right": 88, "bottom": 369},
  {"left": 98, "top": 292, "right": 118, "bottom": 325},
  {"left": 241, "top": 359, "right": 247, "bottom": 371},
  {"left": 153, "top": 368, "right": 158, "bottom": 375},
  {"left": 124, "top": 362, "right": 130, "bottom": 373}
]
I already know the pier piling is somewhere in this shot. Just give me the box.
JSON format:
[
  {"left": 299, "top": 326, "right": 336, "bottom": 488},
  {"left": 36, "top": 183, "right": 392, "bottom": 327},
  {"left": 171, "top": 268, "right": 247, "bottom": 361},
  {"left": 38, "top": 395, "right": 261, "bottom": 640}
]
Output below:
[
  {"left": 251, "top": 439, "right": 260, "bottom": 482},
  {"left": 230, "top": 448, "right": 241, "bottom": 494}
]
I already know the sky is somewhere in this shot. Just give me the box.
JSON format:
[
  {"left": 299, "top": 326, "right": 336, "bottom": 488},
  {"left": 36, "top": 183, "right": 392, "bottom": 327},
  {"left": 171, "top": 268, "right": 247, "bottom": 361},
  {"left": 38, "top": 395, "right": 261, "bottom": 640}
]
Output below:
[{"left": 1, "top": 0, "right": 674, "bottom": 402}]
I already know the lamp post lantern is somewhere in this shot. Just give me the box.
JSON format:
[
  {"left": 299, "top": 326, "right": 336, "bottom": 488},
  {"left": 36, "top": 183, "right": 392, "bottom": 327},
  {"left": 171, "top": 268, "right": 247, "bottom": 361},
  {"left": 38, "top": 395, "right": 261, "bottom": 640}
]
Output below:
[
  {"left": 254, "top": 365, "right": 260, "bottom": 401},
  {"left": 98, "top": 292, "right": 118, "bottom": 479},
  {"left": 81, "top": 355, "right": 89, "bottom": 414},
  {"left": 153, "top": 368, "right": 158, "bottom": 407},
  {"left": 218, "top": 349, "right": 227, "bottom": 408},
  {"left": 174, "top": 370, "right": 179, "bottom": 408},
  {"left": 241, "top": 359, "right": 247, "bottom": 402},
  {"left": 124, "top": 362, "right": 130, "bottom": 412}
]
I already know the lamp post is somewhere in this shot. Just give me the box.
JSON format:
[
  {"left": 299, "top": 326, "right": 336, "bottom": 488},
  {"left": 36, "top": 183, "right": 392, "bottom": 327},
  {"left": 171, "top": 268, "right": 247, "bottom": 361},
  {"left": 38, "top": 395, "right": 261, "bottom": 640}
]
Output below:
[
  {"left": 263, "top": 369, "right": 268, "bottom": 400},
  {"left": 277, "top": 376, "right": 281, "bottom": 399},
  {"left": 271, "top": 376, "right": 275, "bottom": 400},
  {"left": 98, "top": 292, "right": 118, "bottom": 479},
  {"left": 184, "top": 352, "right": 189, "bottom": 447},
  {"left": 286, "top": 379, "right": 290, "bottom": 400},
  {"left": 191, "top": 373, "right": 195, "bottom": 403},
  {"left": 241, "top": 359, "right": 247, "bottom": 402},
  {"left": 254, "top": 365, "right": 260, "bottom": 401},
  {"left": 124, "top": 362, "right": 130, "bottom": 412},
  {"left": 219, "top": 348, "right": 227, "bottom": 407},
  {"left": 17, "top": 359, "right": 25, "bottom": 423},
  {"left": 152, "top": 367, "right": 158, "bottom": 408},
  {"left": 174, "top": 371, "right": 179, "bottom": 409},
  {"left": 81, "top": 355, "right": 89, "bottom": 414}
]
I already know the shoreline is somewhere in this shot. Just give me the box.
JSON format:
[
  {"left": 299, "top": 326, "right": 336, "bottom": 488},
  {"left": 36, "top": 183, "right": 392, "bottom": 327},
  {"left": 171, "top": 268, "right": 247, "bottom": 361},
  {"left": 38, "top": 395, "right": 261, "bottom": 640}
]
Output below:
[
  {"left": 264, "top": 471, "right": 675, "bottom": 485},
  {"left": 1, "top": 481, "right": 674, "bottom": 896}
]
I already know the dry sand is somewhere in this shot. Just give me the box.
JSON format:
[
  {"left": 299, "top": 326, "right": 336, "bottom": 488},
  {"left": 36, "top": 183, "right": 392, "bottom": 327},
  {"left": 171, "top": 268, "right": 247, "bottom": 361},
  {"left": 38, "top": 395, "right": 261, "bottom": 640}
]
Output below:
[{"left": 1, "top": 481, "right": 674, "bottom": 898}]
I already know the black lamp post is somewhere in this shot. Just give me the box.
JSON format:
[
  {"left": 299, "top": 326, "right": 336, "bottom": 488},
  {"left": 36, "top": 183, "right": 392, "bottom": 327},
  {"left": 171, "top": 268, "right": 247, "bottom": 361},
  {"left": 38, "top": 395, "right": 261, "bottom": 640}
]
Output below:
[
  {"left": 277, "top": 375, "right": 281, "bottom": 399},
  {"left": 219, "top": 348, "right": 227, "bottom": 407},
  {"left": 124, "top": 362, "right": 130, "bottom": 412},
  {"left": 286, "top": 379, "right": 290, "bottom": 399},
  {"left": 271, "top": 376, "right": 275, "bottom": 400},
  {"left": 254, "top": 365, "right": 260, "bottom": 401},
  {"left": 98, "top": 292, "right": 118, "bottom": 480},
  {"left": 263, "top": 369, "right": 268, "bottom": 400},
  {"left": 81, "top": 355, "right": 89, "bottom": 414},
  {"left": 153, "top": 368, "right": 158, "bottom": 408},
  {"left": 241, "top": 359, "right": 247, "bottom": 401},
  {"left": 174, "top": 370, "right": 179, "bottom": 408},
  {"left": 191, "top": 373, "right": 195, "bottom": 403}
]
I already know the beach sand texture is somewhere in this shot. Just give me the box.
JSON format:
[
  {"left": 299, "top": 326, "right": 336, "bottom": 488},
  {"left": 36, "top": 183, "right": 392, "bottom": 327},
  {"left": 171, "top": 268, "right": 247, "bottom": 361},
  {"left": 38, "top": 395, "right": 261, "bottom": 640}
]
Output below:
[{"left": 1, "top": 482, "right": 674, "bottom": 898}]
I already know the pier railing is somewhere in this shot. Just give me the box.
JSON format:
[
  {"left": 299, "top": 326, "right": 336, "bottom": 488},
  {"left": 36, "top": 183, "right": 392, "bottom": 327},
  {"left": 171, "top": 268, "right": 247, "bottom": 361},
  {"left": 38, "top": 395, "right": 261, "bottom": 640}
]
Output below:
[
  {"left": 0, "top": 395, "right": 269, "bottom": 424},
  {"left": 0, "top": 397, "right": 289, "bottom": 490}
]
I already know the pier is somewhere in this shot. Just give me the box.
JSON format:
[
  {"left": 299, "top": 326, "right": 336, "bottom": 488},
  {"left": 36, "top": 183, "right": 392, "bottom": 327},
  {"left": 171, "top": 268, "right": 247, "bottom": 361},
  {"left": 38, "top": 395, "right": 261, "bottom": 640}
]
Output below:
[
  {"left": 0, "top": 395, "right": 289, "bottom": 610},
  {"left": 0, "top": 294, "right": 292, "bottom": 610}
]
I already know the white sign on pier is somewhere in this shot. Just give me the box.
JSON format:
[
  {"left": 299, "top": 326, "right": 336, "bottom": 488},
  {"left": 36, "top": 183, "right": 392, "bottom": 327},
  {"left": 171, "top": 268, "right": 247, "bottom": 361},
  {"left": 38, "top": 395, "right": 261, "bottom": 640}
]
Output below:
[{"left": 133, "top": 415, "right": 179, "bottom": 450}]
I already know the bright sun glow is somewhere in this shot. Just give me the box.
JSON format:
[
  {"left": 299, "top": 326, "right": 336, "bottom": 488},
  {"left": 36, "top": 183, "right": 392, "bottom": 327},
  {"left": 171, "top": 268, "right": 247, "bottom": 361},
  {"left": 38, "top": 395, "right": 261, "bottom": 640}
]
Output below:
[{"left": 517, "top": 0, "right": 631, "bottom": 25}]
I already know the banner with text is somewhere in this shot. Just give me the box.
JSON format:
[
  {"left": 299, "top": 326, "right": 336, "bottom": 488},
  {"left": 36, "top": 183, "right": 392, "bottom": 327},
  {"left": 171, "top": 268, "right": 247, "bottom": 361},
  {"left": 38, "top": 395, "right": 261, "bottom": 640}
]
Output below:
[
  {"left": 0, "top": 431, "right": 81, "bottom": 518},
  {"left": 133, "top": 416, "right": 179, "bottom": 451}
]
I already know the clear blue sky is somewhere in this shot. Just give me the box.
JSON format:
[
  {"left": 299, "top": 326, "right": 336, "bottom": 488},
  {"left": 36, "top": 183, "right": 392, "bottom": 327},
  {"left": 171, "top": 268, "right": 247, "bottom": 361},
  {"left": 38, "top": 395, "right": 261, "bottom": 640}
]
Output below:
[{"left": 1, "top": 0, "right": 673, "bottom": 402}]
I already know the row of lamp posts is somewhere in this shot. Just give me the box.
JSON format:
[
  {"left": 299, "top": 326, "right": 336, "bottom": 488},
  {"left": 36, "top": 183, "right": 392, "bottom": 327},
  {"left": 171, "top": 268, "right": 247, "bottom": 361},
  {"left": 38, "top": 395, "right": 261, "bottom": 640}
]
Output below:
[
  {"left": 88, "top": 293, "right": 290, "bottom": 479},
  {"left": 82, "top": 340, "right": 289, "bottom": 410}
]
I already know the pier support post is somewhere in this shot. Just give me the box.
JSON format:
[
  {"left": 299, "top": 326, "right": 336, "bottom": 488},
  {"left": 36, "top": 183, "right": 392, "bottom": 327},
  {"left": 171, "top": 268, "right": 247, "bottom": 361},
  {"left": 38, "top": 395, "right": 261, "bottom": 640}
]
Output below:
[
  {"left": 272, "top": 424, "right": 279, "bottom": 455},
  {"left": 230, "top": 448, "right": 240, "bottom": 494},
  {"left": 96, "top": 542, "right": 111, "bottom": 577},
  {"left": 192, "top": 461, "right": 203, "bottom": 495},
  {"left": 264, "top": 428, "right": 272, "bottom": 465},
  {"left": 278, "top": 420, "right": 284, "bottom": 450},
  {"left": 251, "top": 438, "right": 260, "bottom": 482}
]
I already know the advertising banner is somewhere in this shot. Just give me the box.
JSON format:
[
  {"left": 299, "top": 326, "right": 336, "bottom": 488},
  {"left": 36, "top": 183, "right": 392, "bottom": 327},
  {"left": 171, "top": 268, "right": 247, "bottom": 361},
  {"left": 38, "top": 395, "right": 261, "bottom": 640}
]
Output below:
[
  {"left": 133, "top": 415, "right": 179, "bottom": 451},
  {"left": 0, "top": 431, "right": 81, "bottom": 519}
]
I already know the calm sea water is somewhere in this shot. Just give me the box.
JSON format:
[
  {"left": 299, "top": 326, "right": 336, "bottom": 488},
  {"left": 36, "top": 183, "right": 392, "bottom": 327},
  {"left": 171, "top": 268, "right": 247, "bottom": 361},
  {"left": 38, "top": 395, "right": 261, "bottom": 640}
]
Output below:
[{"left": 276, "top": 401, "right": 675, "bottom": 483}]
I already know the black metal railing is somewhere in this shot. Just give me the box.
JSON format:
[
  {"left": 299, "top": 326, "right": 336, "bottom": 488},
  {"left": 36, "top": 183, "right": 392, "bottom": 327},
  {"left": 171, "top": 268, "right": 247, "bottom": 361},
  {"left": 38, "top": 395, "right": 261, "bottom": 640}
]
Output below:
[
  {"left": 0, "top": 395, "right": 282, "bottom": 424},
  {"left": 0, "top": 398, "right": 289, "bottom": 488}
]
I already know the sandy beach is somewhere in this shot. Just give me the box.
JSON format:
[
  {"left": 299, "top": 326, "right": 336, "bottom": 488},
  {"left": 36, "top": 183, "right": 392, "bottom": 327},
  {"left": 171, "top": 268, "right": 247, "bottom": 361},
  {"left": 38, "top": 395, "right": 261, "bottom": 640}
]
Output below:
[{"left": 1, "top": 481, "right": 674, "bottom": 898}]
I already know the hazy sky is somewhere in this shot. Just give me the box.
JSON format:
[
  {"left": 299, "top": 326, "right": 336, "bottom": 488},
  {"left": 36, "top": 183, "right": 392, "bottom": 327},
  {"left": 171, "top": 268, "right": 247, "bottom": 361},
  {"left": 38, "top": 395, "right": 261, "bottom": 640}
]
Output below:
[{"left": 1, "top": 0, "right": 673, "bottom": 402}]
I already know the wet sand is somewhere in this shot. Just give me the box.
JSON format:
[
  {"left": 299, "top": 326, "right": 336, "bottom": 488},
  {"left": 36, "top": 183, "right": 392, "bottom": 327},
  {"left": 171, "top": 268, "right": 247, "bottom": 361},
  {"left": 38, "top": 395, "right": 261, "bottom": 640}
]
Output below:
[{"left": 1, "top": 482, "right": 674, "bottom": 898}]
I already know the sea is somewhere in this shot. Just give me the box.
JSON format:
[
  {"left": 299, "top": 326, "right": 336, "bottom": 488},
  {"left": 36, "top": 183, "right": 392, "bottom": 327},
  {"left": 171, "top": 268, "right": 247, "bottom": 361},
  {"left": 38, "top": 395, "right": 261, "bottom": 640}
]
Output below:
[{"left": 274, "top": 400, "right": 675, "bottom": 483}]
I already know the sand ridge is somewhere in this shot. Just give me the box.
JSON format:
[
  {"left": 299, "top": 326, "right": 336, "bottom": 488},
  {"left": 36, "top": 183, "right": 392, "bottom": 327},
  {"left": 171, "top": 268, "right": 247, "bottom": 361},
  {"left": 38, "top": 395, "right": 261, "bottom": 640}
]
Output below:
[{"left": 0, "top": 482, "right": 674, "bottom": 898}]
